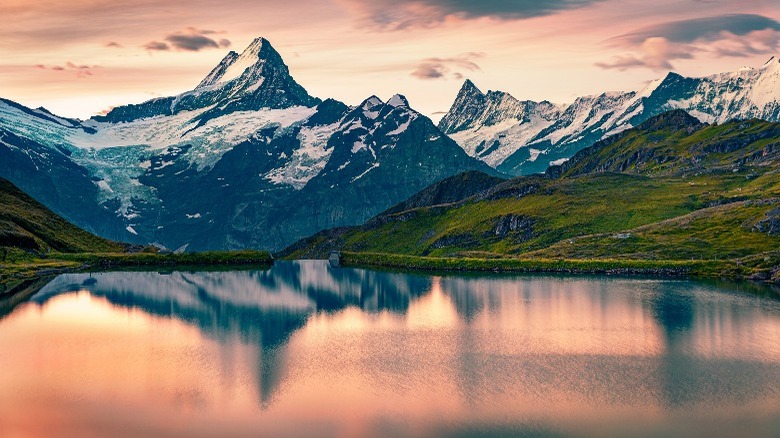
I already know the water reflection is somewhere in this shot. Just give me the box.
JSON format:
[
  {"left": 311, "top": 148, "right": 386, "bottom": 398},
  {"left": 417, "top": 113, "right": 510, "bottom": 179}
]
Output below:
[
  {"left": 22, "top": 261, "right": 432, "bottom": 406},
  {"left": 0, "top": 261, "right": 778, "bottom": 437}
]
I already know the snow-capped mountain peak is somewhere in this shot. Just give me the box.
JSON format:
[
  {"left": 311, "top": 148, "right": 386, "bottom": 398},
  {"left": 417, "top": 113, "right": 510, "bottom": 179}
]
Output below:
[
  {"left": 439, "top": 79, "right": 562, "bottom": 137},
  {"left": 197, "top": 51, "right": 240, "bottom": 88},
  {"left": 459, "top": 79, "right": 482, "bottom": 98},
  {"left": 243, "top": 36, "right": 269, "bottom": 56},
  {"left": 94, "top": 37, "right": 319, "bottom": 124},
  {"left": 197, "top": 37, "right": 279, "bottom": 88},
  {"left": 387, "top": 94, "right": 410, "bottom": 108},
  {"left": 755, "top": 55, "right": 780, "bottom": 81},
  {"left": 350, "top": 95, "right": 383, "bottom": 121},
  {"left": 345, "top": 95, "right": 417, "bottom": 127},
  {"left": 362, "top": 95, "right": 384, "bottom": 108}
]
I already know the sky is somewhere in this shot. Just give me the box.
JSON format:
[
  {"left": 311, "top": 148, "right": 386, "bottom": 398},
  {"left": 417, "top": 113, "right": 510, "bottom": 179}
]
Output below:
[{"left": 1, "top": 0, "right": 779, "bottom": 120}]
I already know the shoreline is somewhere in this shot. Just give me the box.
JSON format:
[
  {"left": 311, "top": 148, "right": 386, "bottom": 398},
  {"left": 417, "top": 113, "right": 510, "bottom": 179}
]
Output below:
[
  {"left": 0, "top": 250, "right": 274, "bottom": 286},
  {"left": 336, "top": 252, "right": 779, "bottom": 285}
]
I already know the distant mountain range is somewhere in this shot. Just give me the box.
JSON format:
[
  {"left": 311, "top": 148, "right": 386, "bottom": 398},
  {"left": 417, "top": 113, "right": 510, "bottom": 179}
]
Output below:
[
  {"left": 440, "top": 56, "right": 780, "bottom": 175},
  {"left": 0, "top": 38, "right": 492, "bottom": 251},
  {"left": 2, "top": 38, "right": 779, "bottom": 252}
]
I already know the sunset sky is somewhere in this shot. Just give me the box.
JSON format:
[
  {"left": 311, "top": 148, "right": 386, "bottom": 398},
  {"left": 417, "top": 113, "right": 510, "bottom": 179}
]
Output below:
[{"left": 1, "top": 0, "right": 779, "bottom": 120}]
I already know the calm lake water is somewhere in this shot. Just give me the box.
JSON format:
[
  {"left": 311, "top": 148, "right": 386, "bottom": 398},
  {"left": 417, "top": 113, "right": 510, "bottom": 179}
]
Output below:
[{"left": 1, "top": 261, "right": 779, "bottom": 437}]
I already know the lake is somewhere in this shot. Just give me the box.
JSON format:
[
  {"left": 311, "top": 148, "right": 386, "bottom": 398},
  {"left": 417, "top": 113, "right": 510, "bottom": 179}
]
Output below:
[{"left": 1, "top": 261, "right": 779, "bottom": 437}]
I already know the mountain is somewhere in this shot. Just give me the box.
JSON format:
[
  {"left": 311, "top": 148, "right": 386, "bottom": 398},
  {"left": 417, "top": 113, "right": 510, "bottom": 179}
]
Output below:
[
  {"left": 95, "top": 38, "right": 319, "bottom": 124},
  {"left": 441, "top": 56, "right": 780, "bottom": 175},
  {"left": 280, "top": 170, "right": 505, "bottom": 259},
  {"left": 283, "top": 110, "right": 780, "bottom": 265},
  {"left": 0, "top": 177, "right": 122, "bottom": 254},
  {"left": 0, "top": 38, "right": 493, "bottom": 251}
]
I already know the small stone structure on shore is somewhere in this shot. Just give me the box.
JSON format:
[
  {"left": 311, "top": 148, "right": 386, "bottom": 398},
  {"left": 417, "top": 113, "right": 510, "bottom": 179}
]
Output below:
[{"left": 329, "top": 250, "right": 341, "bottom": 268}]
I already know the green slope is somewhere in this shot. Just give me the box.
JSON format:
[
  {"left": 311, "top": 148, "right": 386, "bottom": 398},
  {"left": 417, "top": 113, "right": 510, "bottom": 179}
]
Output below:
[
  {"left": 550, "top": 110, "right": 780, "bottom": 178},
  {"left": 282, "top": 111, "right": 780, "bottom": 281},
  {"left": 1, "top": 178, "right": 274, "bottom": 282},
  {"left": 279, "top": 170, "right": 507, "bottom": 258},
  {"left": 0, "top": 177, "right": 123, "bottom": 254}
]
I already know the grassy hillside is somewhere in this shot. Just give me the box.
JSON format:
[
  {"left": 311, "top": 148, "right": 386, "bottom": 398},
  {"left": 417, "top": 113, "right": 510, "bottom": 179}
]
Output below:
[
  {"left": 280, "top": 170, "right": 507, "bottom": 258},
  {"left": 0, "top": 177, "right": 273, "bottom": 283},
  {"left": 283, "top": 111, "right": 780, "bottom": 282},
  {"left": 551, "top": 110, "right": 780, "bottom": 178},
  {"left": 0, "top": 177, "right": 123, "bottom": 255}
]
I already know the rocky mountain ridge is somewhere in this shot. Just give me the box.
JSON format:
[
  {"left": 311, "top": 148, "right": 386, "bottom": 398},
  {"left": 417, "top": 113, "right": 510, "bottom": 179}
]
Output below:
[{"left": 440, "top": 56, "right": 780, "bottom": 175}]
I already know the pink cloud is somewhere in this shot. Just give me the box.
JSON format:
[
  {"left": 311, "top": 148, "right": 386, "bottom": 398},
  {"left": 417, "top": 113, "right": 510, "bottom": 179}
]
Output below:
[
  {"left": 596, "top": 37, "right": 696, "bottom": 71},
  {"left": 598, "top": 14, "right": 780, "bottom": 71},
  {"left": 34, "top": 62, "right": 100, "bottom": 78},
  {"left": 411, "top": 52, "right": 484, "bottom": 80}
]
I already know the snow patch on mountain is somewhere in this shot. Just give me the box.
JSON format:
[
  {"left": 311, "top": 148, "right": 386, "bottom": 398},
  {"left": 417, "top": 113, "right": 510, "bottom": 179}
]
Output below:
[
  {"left": 448, "top": 116, "right": 553, "bottom": 167},
  {"left": 264, "top": 122, "right": 340, "bottom": 189},
  {"left": 74, "top": 106, "right": 314, "bottom": 155},
  {"left": 386, "top": 119, "right": 411, "bottom": 136},
  {"left": 0, "top": 99, "right": 78, "bottom": 153},
  {"left": 219, "top": 39, "right": 267, "bottom": 84},
  {"left": 352, "top": 162, "right": 380, "bottom": 182},
  {"left": 387, "top": 94, "right": 410, "bottom": 108}
]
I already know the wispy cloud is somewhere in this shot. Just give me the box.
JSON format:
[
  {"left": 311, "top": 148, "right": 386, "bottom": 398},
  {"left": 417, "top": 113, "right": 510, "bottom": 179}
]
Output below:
[
  {"left": 341, "top": 0, "right": 605, "bottom": 30},
  {"left": 615, "top": 14, "right": 780, "bottom": 45},
  {"left": 34, "top": 62, "right": 100, "bottom": 78},
  {"left": 411, "top": 52, "right": 484, "bottom": 80},
  {"left": 144, "top": 27, "right": 231, "bottom": 52},
  {"left": 596, "top": 37, "right": 696, "bottom": 71},
  {"left": 598, "top": 14, "right": 780, "bottom": 71},
  {"left": 143, "top": 41, "right": 170, "bottom": 51}
]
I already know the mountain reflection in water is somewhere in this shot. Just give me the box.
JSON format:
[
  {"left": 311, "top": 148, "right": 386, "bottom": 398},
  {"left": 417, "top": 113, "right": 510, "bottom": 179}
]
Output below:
[{"left": 0, "top": 261, "right": 778, "bottom": 437}]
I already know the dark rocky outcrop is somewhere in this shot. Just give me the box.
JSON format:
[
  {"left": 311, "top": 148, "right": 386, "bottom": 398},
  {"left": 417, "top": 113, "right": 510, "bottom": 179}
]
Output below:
[
  {"left": 491, "top": 215, "right": 534, "bottom": 241},
  {"left": 754, "top": 207, "right": 780, "bottom": 235}
]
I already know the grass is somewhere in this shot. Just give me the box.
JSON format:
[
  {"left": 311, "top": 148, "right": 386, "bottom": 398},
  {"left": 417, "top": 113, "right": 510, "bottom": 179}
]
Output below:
[
  {"left": 339, "top": 251, "right": 780, "bottom": 283},
  {"left": 0, "top": 178, "right": 123, "bottom": 254},
  {"left": 0, "top": 250, "right": 274, "bottom": 283},
  {"left": 339, "top": 252, "right": 728, "bottom": 277},
  {"left": 55, "top": 250, "right": 274, "bottom": 266},
  {"left": 526, "top": 200, "right": 779, "bottom": 261},
  {"left": 331, "top": 171, "right": 775, "bottom": 258}
]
